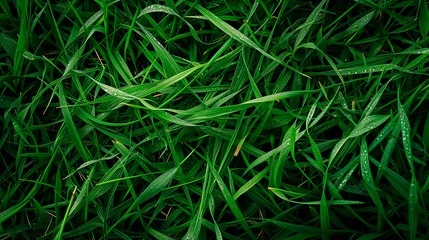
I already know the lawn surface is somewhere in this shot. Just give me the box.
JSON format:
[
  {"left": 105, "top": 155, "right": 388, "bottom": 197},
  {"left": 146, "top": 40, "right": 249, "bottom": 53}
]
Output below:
[{"left": 1, "top": 0, "right": 429, "bottom": 239}]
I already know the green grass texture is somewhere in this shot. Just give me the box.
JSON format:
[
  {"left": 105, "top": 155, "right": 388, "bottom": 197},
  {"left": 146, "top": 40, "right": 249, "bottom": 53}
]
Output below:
[{"left": 1, "top": 0, "right": 429, "bottom": 239}]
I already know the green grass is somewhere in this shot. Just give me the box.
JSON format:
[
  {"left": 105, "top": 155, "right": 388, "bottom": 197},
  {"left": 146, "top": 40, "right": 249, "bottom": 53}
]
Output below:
[{"left": 1, "top": 0, "right": 429, "bottom": 239}]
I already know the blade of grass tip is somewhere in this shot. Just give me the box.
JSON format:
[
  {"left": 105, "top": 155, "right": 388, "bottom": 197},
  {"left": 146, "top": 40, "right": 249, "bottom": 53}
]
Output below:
[
  {"left": 309, "top": 88, "right": 340, "bottom": 129},
  {"left": 138, "top": 4, "right": 204, "bottom": 44},
  {"left": 123, "top": 8, "right": 139, "bottom": 60},
  {"left": 308, "top": 134, "right": 325, "bottom": 172},
  {"left": 208, "top": 195, "right": 223, "bottom": 240},
  {"left": 213, "top": 96, "right": 250, "bottom": 173},
  {"left": 294, "top": 0, "right": 327, "bottom": 49},
  {"left": 147, "top": 227, "right": 176, "bottom": 240},
  {"left": 233, "top": 167, "right": 269, "bottom": 200},
  {"left": 362, "top": 141, "right": 400, "bottom": 236},
  {"left": 290, "top": 126, "right": 317, "bottom": 188},
  {"left": 327, "top": 138, "right": 348, "bottom": 170},
  {"left": 320, "top": 192, "right": 330, "bottom": 240},
  {"left": 157, "top": 42, "right": 242, "bottom": 108},
  {"left": 360, "top": 139, "right": 386, "bottom": 234},
  {"left": 192, "top": 4, "right": 310, "bottom": 79},
  {"left": 69, "top": 166, "right": 96, "bottom": 218},
  {"left": 268, "top": 187, "right": 364, "bottom": 204},
  {"left": 208, "top": 163, "right": 256, "bottom": 239},
  {"left": 243, "top": 129, "right": 306, "bottom": 175},
  {"left": 107, "top": 47, "right": 134, "bottom": 86},
  {"left": 398, "top": 96, "right": 414, "bottom": 172},
  {"left": 0, "top": 33, "right": 17, "bottom": 59},
  {"left": 371, "top": 157, "right": 410, "bottom": 201},
  {"left": 234, "top": 136, "right": 247, "bottom": 157},
  {"left": 63, "top": 28, "right": 100, "bottom": 76},
  {"left": 65, "top": 10, "right": 103, "bottom": 48},
  {"left": 375, "top": 116, "right": 401, "bottom": 183},
  {"left": 87, "top": 74, "right": 192, "bottom": 124},
  {"left": 315, "top": 64, "right": 402, "bottom": 76},
  {"left": 269, "top": 187, "right": 363, "bottom": 205},
  {"left": 184, "top": 164, "right": 210, "bottom": 240},
  {"left": 362, "top": 79, "right": 391, "bottom": 119},
  {"left": 267, "top": 219, "right": 333, "bottom": 235},
  {"left": 348, "top": 115, "right": 390, "bottom": 139},
  {"left": 326, "top": 10, "right": 376, "bottom": 46},
  {"left": 109, "top": 167, "right": 178, "bottom": 233},
  {"left": 368, "top": 119, "right": 394, "bottom": 152},
  {"left": 58, "top": 83, "right": 92, "bottom": 162},
  {"left": 0, "top": 0, "right": 13, "bottom": 21},
  {"left": 142, "top": 63, "right": 204, "bottom": 98},
  {"left": 137, "top": 23, "right": 182, "bottom": 76},
  {"left": 55, "top": 186, "right": 77, "bottom": 239},
  {"left": 327, "top": 179, "right": 376, "bottom": 230},
  {"left": 271, "top": 124, "right": 293, "bottom": 188},
  {"left": 0, "top": 144, "right": 62, "bottom": 225},
  {"left": 63, "top": 45, "right": 83, "bottom": 77},
  {"left": 305, "top": 100, "right": 318, "bottom": 130},
  {"left": 356, "top": 232, "right": 387, "bottom": 240},
  {"left": 297, "top": 43, "right": 344, "bottom": 86},
  {"left": 242, "top": 90, "right": 319, "bottom": 105},
  {"left": 13, "top": 0, "right": 28, "bottom": 76},
  {"left": 64, "top": 154, "right": 113, "bottom": 180},
  {"left": 360, "top": 139, "right": 383, "bottom": 211},
  {"left": 420, "top": 0, "right": 429, "bottom": 38}
]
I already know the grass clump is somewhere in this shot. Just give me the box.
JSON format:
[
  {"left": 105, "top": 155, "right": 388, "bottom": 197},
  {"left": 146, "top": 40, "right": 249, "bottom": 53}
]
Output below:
[{"left": 1, "top": 0, "right": 429, "bottom": 239}]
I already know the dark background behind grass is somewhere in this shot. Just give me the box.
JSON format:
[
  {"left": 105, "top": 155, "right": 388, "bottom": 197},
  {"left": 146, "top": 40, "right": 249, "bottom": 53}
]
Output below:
[{"left": 1, "top": 0, "right": 429, "bottom": 239}]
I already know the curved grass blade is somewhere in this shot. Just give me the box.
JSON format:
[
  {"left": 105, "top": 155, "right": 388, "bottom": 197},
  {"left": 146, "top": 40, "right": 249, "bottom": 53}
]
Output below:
[
  {"left": 269, "top": 188, "right": 363, "bottom": 205},
  {"left": 138, "top": 4, "right": 204, "bottom": 43},
  {"left": 242, "top": 90, "right": 319, "bottom": 105},
  {"left": 234, "top": 167, "right": 269, "bottom": 200},
  {"left": 398, "top": 99, "right": 414, "bottom": 171},
  {"left": 294, "top": 0, "right": 327, "bottom": 48},
  {"left": 420, "top": 0, "right": 429, "bottom": 38},
  {"left": 109, "top": 167, "right": 178, "bottom": 232},
  {"left": 208, "top": 162, "right": 255, "bottom": 239},
  {"left": 193, "top": 4, "right": 310, "bottom": 78}
]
